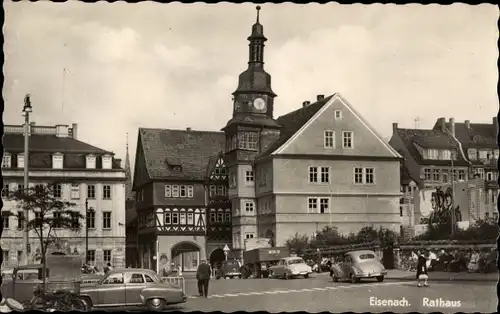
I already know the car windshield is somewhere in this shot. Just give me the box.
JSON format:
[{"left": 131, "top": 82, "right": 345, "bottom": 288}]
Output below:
[
  {"left": 225, "top": 261, "right": 239, "bottom": 267},
  {"left": 358, "top": 253, "right": 376, "bottom": 260},
  {"left": 287, "top": 259, "right": 305, "bottom": 265}
]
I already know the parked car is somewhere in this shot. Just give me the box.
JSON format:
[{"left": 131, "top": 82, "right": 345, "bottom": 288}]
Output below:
[
  {"left": 268, "top": 257, "right": 313, "bottom": 279},
  {"left": 216, "top": 260, "right": 242, "bottom": 279},
  {"left": 331, "top": 250, "right": 387, "bottom": 283},
  {"left": 79, "top": 268, "right": 187, "bottom": 311}
]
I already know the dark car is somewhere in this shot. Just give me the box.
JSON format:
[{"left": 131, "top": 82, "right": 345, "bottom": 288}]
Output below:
[{"left": 216, "top": 260, "right": 242, "bottom": 279}]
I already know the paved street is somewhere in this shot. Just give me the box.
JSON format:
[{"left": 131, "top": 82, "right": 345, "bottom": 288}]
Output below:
[{"left": 172, "top": 273, "right": 496, "bottom": 313}]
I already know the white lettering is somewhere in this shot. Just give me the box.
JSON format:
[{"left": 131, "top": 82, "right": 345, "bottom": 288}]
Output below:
[
  {"left": 422, "top": 298, "right": 462, "bottom": 308},
  {"left": 369, "top": 297, "right": 410, "bottom": 307}
]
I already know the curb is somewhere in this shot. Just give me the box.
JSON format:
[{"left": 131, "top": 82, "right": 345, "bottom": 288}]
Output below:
[{"left": 386, "top": 276, "right": 498, "bottom": 282}]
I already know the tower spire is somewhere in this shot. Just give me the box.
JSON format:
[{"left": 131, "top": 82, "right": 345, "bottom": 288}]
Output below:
[
  {"left": 256, "top": 5, "right": 260, "bottom": 23},
  {"left": 125, "top": 133, "right": 133, "bottom": 200}
]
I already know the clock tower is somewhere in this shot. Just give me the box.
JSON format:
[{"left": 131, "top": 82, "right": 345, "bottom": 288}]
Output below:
[{"left": 222, "top": 6, "right": 281, "bottom": 259}]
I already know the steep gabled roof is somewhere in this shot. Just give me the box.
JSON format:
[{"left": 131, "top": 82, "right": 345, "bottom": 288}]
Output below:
[
  {"left": 433, "top": 121, "right": 497, "bottom": 149},
  {"left": 138, "top": 128, "right": 225, "bottom": 181},
  {"left": 258, "top": 95, "right": 334, "bottom": 157},
  {"left": 205, "top": 152, "right": 224, "bottom": 178},
  {"left": 3, "top": 134, "right": 111, "bottom": 154}
]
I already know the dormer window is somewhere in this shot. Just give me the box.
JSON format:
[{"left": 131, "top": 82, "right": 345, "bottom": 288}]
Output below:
[
  {"left": 427, "top": 149, "right": 438, "bottom": 160},
  {"left": 52, "top": 153, "right": 64, "bottom": 169},
  {"left": 172, "top": 166, "right": 181, "bottom": 172},
  {"left": 2, "top": 153, "right": 11, "bottom": 168},
  {"left": 102, "top": 155, "right": 112, "bottom": 169},
  {"left": 17, "top": 154, "right": 25, "bottom": 169},
  {"left": 86, "top": 155, "right": 96, "bottom": 169}
]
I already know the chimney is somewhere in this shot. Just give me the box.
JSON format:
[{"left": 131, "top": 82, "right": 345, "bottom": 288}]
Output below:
[
  {"left": 392, "top": 122, "right": 398, "bottom": 131},
  {"left": 316, "top": 95, "right": 325, "bottom": 101},
  {"left": 302, "top": 101, "right": 311, "bottom": 108},
  {"left": 465, "top": 120, "right": 470, "bottom": 130},
  {"left": 493, "top": 117, "right": 498, "bottom": 135},
  {"left": 449, "top": 118, "right": 455, "bottom": 136},
  {"left": 186, "top": 127, "right": 192, "bottom": 131},
  {"left": 71, "top": 123, "right": 78, "bottom": 139},
  {"left": 55, "top": 124, "right": 69, "bottom": 138},
  {"left": 437, "top": 117, "right": 446, "bottom": 133}
]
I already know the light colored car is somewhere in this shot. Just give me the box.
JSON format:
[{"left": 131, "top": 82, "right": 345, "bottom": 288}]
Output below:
[
  {"left": 331, "top": 250, "right": 387, "bottom": 283},
  {"left": 268, "top": 257, "right": 313, "bottom": 279},
  {"left": 79, "top": 268, "right": 187, "bottom": 311}
]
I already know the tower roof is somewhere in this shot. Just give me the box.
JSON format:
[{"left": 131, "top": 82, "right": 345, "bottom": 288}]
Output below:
[{"left": 248, "top": 6, "right": 266, "bottom": 41}]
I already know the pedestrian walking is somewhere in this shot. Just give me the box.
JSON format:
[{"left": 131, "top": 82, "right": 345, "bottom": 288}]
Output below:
[
  {"left": 196, "top": 260, "right": 211, "bottom": 298},
  {"left": 104, "top": 262, "right": 113, "bottom": 274},
  {"left": 416, "top": 250, "right": 429, "bottom": 287}
]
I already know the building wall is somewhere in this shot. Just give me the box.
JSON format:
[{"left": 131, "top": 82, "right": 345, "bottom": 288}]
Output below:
[
  {"left": 1, "top": 171, "right": 126, "bottom": 269},
  {"left": 152, "top": 182, "right": 205, "bottom": 206}
]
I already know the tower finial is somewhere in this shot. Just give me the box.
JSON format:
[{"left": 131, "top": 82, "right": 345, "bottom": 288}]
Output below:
[
  {"left": 256, "top": 6, "right": 261, "bottom": 23},
  {"left": 126, "top": 132, "right": 129, "bottom": 151}
]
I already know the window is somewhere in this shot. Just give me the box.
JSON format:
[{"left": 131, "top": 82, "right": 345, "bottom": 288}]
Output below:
[
  {"left": 145, "top": 275, "right": 154, "bottom": 283},
  {"left": 238, "top": 132, "right": 258, "bottom": 150},
  {"left": 71, "top": 212, "right": 79, "bottom": 228},
  {"left": 308, "top": 198, "right": 318, "bottom": 213},
  {"left": 180, "top": 186, "right": 187, "bottom": 197},
  {"left": 172, "top": 213, "right": 179, "bottom": 224},
  {"left": 494, "top": 149, "right": 499, "bottom": 160},
  {"left": 103, "top": 272, "right": 123, "bottom": 284},
  {"left": 424, "top": 168, "right": 431, "bottom": 180},
  {"left": 354, "top": 168, "right": 363, "bottom": 184},
  {"left": 487, "top": 172, "right": 493, "bottom": 181},
  {"left": 217, "top": 185, "right": 224, "bottom": 196},
  {"left": 217, "top": 212, "right": 223, "bottom": 222},
  {"left": 428, "top": 149, "right": 438, "bottom": 159},
  {"left": 187, "top": 185, "right": 194, "bottom": 198},
  {"left": 2, "top": 153, "right": 11, "bottom": 168},
  {"left": 365, "top": 168, "right": 375, "bottom": 184},
  {"left": 210, "top": 185, "right": 216, "bottom": 197},
  {"left": 102, "top": 156, "right": 112, "bottom": 169},
  {"left": 18, "top": 184, "right": 24, "bottom": 192},
  {"left": 103, "top": 185, "right": 111, "bottom": 199},
  {"left": 180, "top": 213, "right": 186, "bottom": 225},
  {"left": 440, "top": 150, "right": 451, "bottom": 160},
  {"left": 2, "top": 184, "right": 9, "bottom": 198},
  {"left": 165, "top": 185, "right": 172, "bottom": 198},
  {"left": 474, "top": 168, "right": 484, "bottom": 179},
  {"left": 2, "top": 250, "right": 9, "bottom": 266},
  {"left": 245, "top": 202, "right": 254, "bottom": 213},
  {"left": 71, "top": 184, "right": 80, "bottom": 199},
  {"left": 432, "top": 169, "right": 440, "bottom": 181},
  {"left": 319, "top": 198, "right": 329, "bottom": 214},
  {"left": 324, "top": 130, "right": 335, "bottom": 148},
  {"left": 103, "top": 250, "right": 111, "bottom": 264},
  {"left": 86, "top": 155, "right": 96, "bottom": 169},
  {"left": 172, "top": 185, "right": 179, "bottom": 197},
  {"left": 245, "top": 170, "right": 254, "bottom": 184},
  {"left": 224, "top": 213, "right": 231, "bottom": 222},
  {"left": 334, "top": 110, "right": 342, "bottom": 120},
  {"left": 342, "top": 131, "right": 353, "bottom": 148},
  {"left": 52, "top": 154, "right": 63, "bottom": 169},
  {"left": 479, "top": 150, "right": 488, "bottom": 160},
  {"left": 87, "top": 211, "right": 95, "bottom": 229},
  {"left": 209, "top": 212, "right": 216, "bottom": 223},
  {"left": 493, "top": 212, "right": 499, "bottom": 221},
  {"left": 17, "top": 154, "right": 25, "bottom": 168},
  {"left": 87, "top": 185, "right": 95, "bottom": 199},
  {"left": 102, "top": 212, "right": 111, "bottom": 229},
  {"left": 129, "top": 273, "right": 144, "bottom": 284},
  {"left": 187, "top": 213, "right": 194, "bottom": 225},
  {"left": 3, "top": 215, "right": 9, "bottom": 229},
  {"left": 309, "top": 167, "right": 318, "bottom": 183},
  {"left": 245, "top": 233, "right": 254, "bottom": 239},
  {"left": 53, "top": 212, "right": 62, "bottom": 228},
  {"left": 164, "top": 212, "right": 171, "bottom": 224},
  {"left": 320, "top": 167, "right": 330, "bottom": 183},
  {"left": 468, "top": 149, "right": 477, "bottom": 161},
  {"left": 458, "top": 170, "right": 466, "bottom": 181},
  {"left": 442, "top": 172, "right": 449, "bottom": 183}
]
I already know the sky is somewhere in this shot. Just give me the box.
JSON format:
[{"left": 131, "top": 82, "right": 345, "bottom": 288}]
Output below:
[{"left": 3, "top": 2, "right": 499, "bottom": 170}]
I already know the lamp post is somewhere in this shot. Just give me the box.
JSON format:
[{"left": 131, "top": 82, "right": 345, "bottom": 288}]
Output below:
[
  {"left": 451, "top": 152, "right": 456, "bottom": 236},
  {"left": 22, "top": 94, "right": 32, "bottom": 266},
  {"left": 85, "top": 199, "right": 95, "bottom": 265}
]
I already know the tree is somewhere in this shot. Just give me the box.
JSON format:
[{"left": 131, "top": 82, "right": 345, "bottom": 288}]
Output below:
[
  {"left": 314, "top": 226, "right": 349, "bottom": 247},
  {"left": 377, "top": 227, "right": 400, "bottom": 248},
  {"left": 285, "top": 233, "right": 311, "bottom": 253},
  {"left": 355, "top": 226, "right": 379, "bottom": 244},
  {"left": 6, "top": 182, "right": 84, "bottom": 284}
]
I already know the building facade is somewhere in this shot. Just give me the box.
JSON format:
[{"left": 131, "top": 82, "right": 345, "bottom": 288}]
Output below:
[
  {"left": 1, "top": 123, "right": 126, "bottom": 269},
  {"left": 132, "top": 7, "right": 403, "bottom": 267}
]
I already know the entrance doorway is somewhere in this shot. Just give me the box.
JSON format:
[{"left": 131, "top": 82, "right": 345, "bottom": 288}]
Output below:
[
  {"left": 171, "top": 242, "right": 200, "bottom": 272},
  {"left": 209, "top": 248, "right": 225, "bottom": 269}
]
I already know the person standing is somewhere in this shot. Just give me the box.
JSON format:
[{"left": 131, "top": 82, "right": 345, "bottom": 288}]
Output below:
[
  {"left": 196, "top": 260, "right": 211, "bottom": 298},
  {"left": 416, "top": 250, "right": 429, "bottom": 287}
]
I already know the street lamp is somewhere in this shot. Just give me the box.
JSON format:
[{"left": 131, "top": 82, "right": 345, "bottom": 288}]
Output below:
[
  {"left": 22, "top": 94, "right": 32, "bottom": 266},
  {"left": 85, "top": 199, "right": 95, "bottom": 265}
]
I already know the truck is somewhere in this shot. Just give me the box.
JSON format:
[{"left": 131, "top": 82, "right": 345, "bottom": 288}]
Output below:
[{"left": 242, "top": 247, "right": 290, "bottom": 279}]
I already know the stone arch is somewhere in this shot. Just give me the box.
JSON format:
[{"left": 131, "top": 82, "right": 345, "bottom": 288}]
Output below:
[
  {"left": 171, "top": 241, "right": 202, "bottom": 272},
  {"left": 209, "top": 248, "right": 225, "bottom": 268}
]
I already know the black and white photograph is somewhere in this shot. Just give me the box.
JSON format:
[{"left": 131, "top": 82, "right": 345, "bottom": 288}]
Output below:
[{"left": 0, "top": 2, "right": 498, "bottom": 313}]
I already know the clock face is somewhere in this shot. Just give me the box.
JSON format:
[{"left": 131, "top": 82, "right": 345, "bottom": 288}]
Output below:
[{"left": 253, "top": 97, "right": 266, "bottom": 111}]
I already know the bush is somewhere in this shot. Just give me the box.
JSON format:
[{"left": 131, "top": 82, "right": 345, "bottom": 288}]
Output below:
[{"left": 412, "top": 217, "right": 498, "bottom": 242}]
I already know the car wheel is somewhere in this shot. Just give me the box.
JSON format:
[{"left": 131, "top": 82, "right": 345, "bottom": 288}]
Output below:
[
  {"left": 332, "top": 277, "right": 338, "bottom": 282},
  {"left": 350, "top": 274, "right": 358, "bottom": 284},
  {"left": 376, "top": 275, "right": 384, "bottom": 282},
  {"left": 80, "top": 297, "right": 93, "bottom": 311},
  {"left": 284, "top": 273, "right": 290, "bottom": 280},
  {"left": 303, "top": 274, "right": 309, "bottom": 279},
  {"left": 147, "top": 298, "right": 166, "bottom": 312}
]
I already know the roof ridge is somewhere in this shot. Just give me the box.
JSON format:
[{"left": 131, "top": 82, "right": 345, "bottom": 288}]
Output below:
[
  {"left": 139, "top": 127, "right": 223, "bottom": 134},
  {"left": 276, "top": 94, "right": 335, "bottom": 121}
]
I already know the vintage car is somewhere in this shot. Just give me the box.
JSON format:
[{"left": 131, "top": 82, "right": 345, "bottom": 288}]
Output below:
[
  {"left": 331, "top": 250, "right": 387, "bottom": 283},
  {"left": 79, "top": 268, "right": 187, "bottom": 311},
  {"left": 215, "top": 260, "right": 242, "bottom": 279},
  {"left": 1, "top": 265, "right": 46, "bottom": 304},
  {"left": 268, "top": 257, "right": 313, "bottom": 279}
]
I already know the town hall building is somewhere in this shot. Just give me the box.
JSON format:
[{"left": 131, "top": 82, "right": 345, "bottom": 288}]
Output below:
[{"left": 132, "top": 6, "right": 402, "bottom": 271}]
